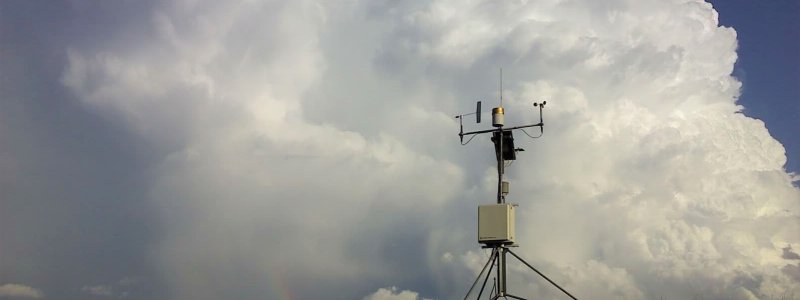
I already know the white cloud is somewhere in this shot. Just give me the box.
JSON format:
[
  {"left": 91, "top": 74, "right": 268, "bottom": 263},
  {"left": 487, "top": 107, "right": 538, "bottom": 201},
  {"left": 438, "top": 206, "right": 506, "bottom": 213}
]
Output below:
[
  {"left": 363, "top": 286, "right": 432, "bottom": 300},
  {"left": 81, "top": 285, "right": 113, "bottom": 297},
  {"left": 0, "top": 284, "right": 43, "bottom": 299},
  {"left": 80, "top": 278, "right": 137, "bottom": 298},
  {"left": 60, "top": 0, "right": 800, "bottom": 299}
]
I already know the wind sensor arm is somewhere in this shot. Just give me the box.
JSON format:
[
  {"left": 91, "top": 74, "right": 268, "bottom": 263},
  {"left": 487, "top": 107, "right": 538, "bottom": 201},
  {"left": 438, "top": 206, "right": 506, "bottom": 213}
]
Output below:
[
  {"left": 459, "top": 101, "right": 546, "bottom": 138},
  {"left": 460, "top": 122, "right": 542, "bottom": 137}
]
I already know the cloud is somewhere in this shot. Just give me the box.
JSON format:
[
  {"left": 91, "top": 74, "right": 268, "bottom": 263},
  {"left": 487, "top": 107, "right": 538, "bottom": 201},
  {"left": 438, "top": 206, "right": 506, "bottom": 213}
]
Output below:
[
  {"left": 53, "top": 0, "right": 800, "bottom": 299},
  {"left": 783, "top": 245, "right": 800, "bottom": 260},
  {"left": 81, "top": 285, "right": 113, "bottom": 297},
  {"left": 80, "top": 278, "right": 138, "bottom": 298},
  {"left": 0, "top": 284, "right": 43, "bottom": 299},
  {"left": 363, "top": 287, "right": 432, "bottom": 300}
]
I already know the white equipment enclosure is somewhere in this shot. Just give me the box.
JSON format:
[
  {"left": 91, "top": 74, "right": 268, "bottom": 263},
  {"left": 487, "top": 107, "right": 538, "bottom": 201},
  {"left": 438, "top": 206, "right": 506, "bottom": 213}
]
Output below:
[{"left": 478, "top": 203, "right": 516, "bottom": 244}]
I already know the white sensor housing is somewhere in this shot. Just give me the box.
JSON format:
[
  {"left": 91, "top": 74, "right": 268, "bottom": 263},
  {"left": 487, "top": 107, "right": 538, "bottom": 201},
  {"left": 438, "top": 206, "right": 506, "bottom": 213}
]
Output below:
[{"left": 492, "top": 107, "right": 505, "bottom": 127}]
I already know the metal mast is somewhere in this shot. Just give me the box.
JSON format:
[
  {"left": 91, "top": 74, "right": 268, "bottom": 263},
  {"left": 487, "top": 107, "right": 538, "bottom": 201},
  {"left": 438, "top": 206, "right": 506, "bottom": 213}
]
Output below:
[{"left": 456, "top": 71, "right": 576, "bottom": 300}]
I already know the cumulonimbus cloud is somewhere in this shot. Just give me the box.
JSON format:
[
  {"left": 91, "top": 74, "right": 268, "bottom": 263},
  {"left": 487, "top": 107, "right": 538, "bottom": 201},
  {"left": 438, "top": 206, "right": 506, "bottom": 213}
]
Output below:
[{"left": 60, "top": 0, "right": 799, "bottom": 299}]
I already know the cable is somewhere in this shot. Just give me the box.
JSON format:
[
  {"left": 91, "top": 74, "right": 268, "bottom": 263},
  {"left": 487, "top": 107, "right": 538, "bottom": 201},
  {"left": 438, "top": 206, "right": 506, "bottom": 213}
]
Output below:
[
  {"left": 461, "top": 134, "right": 479, "bottom": 145},
  {"left": 519, "top": 128, "right": 542, "bottom": 139}
]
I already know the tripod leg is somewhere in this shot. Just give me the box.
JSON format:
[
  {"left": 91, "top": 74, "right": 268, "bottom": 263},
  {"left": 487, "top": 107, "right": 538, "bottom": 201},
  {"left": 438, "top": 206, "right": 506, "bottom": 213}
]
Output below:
[
  {"left": 464, "top": 249, "right": 497, "bottom": 300},
  {"left": 504, "top": 294, "right": 527, "bottom": 300},
  {"left": 489, "top": 276, "right": 497, "bottom": 299},
  {"left": 506, "top": 249, "right": 578, "bottom": 300},
  {"left": 477, "top": 251, "right": 497, "bottom": 299}
]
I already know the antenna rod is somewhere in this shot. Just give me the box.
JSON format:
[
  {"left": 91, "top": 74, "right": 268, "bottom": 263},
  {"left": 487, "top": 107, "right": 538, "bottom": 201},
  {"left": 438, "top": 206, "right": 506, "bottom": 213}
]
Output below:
[{"left": 500, "top": 68, "right": 503, "bottom": 107}]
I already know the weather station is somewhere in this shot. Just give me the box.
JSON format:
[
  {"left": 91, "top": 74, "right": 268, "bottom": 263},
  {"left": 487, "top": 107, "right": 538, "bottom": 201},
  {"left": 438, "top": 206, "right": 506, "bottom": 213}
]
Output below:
[{"left": 456, "top": 71, "right": 577, "bottom": 300}]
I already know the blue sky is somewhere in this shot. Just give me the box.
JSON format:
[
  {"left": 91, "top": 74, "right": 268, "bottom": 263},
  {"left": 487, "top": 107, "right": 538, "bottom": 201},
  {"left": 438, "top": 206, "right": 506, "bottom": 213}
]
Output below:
[{"left": 711, "top": 0, "right": 800, "bottom": 174}]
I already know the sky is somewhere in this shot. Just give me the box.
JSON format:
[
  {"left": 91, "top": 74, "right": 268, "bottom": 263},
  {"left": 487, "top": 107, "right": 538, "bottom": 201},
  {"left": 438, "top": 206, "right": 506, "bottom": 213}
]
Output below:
[
  {"left": 709, "top": 0, "right": 800, "bottom": 175},
  {"left": 0, "top": 1, "right": 798, "bottom": 300}
]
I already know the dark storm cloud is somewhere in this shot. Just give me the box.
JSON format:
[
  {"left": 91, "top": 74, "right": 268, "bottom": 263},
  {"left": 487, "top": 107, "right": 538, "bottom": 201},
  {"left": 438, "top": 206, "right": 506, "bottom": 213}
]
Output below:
[
  {"left": 783, "top": 245, "right": 800, "bottom": 260},
  {"left": 1, "top": 1, "right": 164, "bottom": 299},
  {"left": 782, "top": 264, "right": 800, "bottom": 282}
]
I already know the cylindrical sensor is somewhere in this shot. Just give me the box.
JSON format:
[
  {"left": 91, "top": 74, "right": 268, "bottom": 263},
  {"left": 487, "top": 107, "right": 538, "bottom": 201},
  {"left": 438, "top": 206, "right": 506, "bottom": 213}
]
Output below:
[
  {"left": 501, "top": 181, "right": 509, "bottom": 196},
  {"left": 492, "top": 107, "right": 504, "bottom": 127}
]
